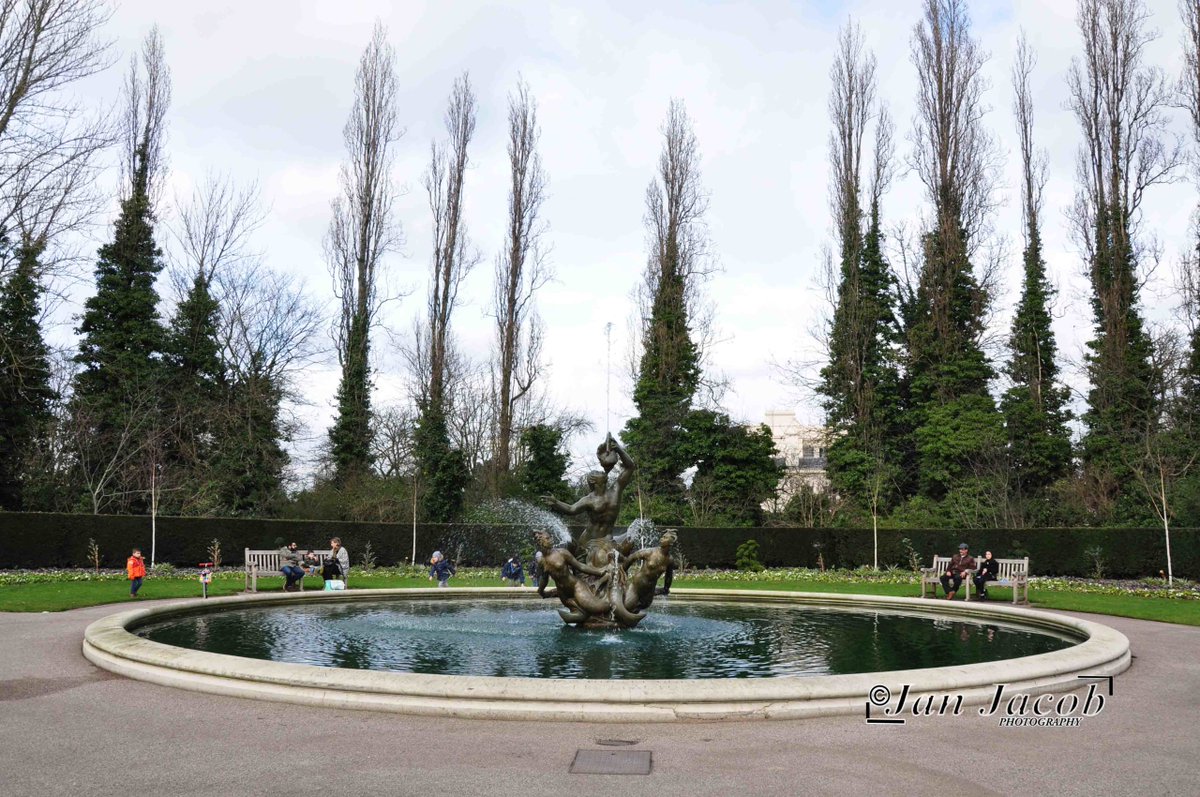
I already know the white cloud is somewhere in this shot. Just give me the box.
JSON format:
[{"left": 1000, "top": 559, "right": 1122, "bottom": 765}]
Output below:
[{"left": 48, "top": 0, "right": 1198, "bottom": 477}]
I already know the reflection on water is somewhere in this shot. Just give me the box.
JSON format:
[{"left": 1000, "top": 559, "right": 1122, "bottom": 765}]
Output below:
[{"left": 137, "top": 600, "right": 1076, "bottom": 680}]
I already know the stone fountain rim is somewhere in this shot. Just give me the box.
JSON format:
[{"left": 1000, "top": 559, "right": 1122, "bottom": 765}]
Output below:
[{"left": 82, "top": 588, "right": 1130, "bottom": 722}]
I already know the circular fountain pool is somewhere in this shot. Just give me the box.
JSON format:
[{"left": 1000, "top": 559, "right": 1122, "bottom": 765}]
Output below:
[
  {"left": 135, "top": 598, "right": 1076, "bottom": 680},
  {"left": 83, "top": 588, "right": 1131, "bottom": 721}
]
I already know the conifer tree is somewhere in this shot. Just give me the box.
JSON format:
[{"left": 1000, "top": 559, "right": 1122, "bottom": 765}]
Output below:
[
  {"left": 71, "top": 28, "right": 170, "bottom": 512},
  {"left": 214, "top": 359, "right": 287, "bottom": 516},
  {"left": 1001, "top": 36, "right": 1072, "bottom": 502},
  {"left": 905, "top": 0, "right": 1003, "bottom": 501},
  {"left": 71, "top": 150, "right": 166, "bottom": 509},
  {"left": 1068, "top": 0, "right": 1178, "bottom": 516},
  {"left": 0, "top": 237, "right": 56, "bottom": 509},
  {"left": 162, "top": 271, "right": 224, "bottom": 509},
  {"left": 818, "top": 23, "right": 903, "bottom": 514}
]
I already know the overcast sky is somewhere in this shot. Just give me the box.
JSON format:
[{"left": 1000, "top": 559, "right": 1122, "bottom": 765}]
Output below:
[{"left": 52, "top": 0, "right": 1198, "bottom": 481}]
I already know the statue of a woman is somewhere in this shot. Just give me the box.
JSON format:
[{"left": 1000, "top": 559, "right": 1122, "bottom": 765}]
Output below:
[
  {"left": 533, "top": 530, "right": 611, "bottom": 624},
  {"left": 622, "top": 530, "right": 677, "bottom": 613},
  {"left": 541, "top": 433, "right": 635, "bottom": 563}
]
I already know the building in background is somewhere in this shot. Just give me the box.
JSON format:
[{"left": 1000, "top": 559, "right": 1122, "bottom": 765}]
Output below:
[{"left": 763, "top": 410, "right": 829, "bottom": 500}]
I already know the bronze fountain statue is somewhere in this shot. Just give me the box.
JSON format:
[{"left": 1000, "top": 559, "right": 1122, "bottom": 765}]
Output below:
[{"left": 538, "top": 433, "right": 675, "bottom": 629}]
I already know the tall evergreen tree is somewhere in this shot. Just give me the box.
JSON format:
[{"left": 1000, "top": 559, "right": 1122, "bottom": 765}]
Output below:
[
  {"left": 1000, "top": 37, "right": 1072, "bottom": 502},
  {"left": 162, "top": 271, "right": 225, "bottom": 511},
  {"left": 71, "top": 28, "right": 170, "bottom": 513},
  {"left": 213, "top": 358, "right": 287, "bottom": 516},
  {"left": 0, "top": 237, "right": 56, "bottom": 509},
  {"left": 905, "top": 0, "right": 1003, "bottom": 501},
  {"left": 818, "top": 23, "right": 903, "bottom": 514},
  {"left": 623, "top": 100, "right": 707, "bottom": 519},
  {"left": 1069, "top": 0, "right": 1177, "bottom": 516},
  {"left": 71, "top": 146, "right": 167, "bottom": 510}
]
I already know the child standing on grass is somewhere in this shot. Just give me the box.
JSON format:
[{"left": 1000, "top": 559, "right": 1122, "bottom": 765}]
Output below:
[
  {"left": 429, "top": 551, "right": 455, "bottom": 588},
  {"left": 127, "top": 549, "right": 146, "bottom": 598}
]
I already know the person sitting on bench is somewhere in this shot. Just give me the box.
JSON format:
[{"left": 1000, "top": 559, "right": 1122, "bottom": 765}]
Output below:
[
  {"left": 939, "top": 542, "right": 976, "bottom": 600},
  {"left": 973, "top": 550, "right": 999, "bottom": 600},
  {"left": 280, "top": 541, "right": 305, "bottom": 592}
]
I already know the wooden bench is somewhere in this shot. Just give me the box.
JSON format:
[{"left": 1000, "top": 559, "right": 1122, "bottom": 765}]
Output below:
[
  {"left": 244, "top": 549, "right": 334, "bottom": 593},
  {"left": 921, "top": 555, "right": 1030, "bottom": 604}
]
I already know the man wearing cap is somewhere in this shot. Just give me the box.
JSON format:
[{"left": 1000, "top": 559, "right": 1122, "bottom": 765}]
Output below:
[{"left": 940, "top": 543, "right": 976, "bottom": 600}]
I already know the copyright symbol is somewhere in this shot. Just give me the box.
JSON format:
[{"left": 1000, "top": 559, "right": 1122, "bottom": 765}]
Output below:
[{"left": 869, "top": 685, "right": 891, "bottom": 706}]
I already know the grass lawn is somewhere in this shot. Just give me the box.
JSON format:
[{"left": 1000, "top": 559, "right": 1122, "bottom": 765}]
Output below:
[{"left": 2, "top": 571, "right": 1197, "bottom": 626}]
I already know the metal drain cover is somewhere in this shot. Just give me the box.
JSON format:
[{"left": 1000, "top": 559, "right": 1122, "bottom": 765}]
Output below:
[{"left": 570, "top": 749, "right": 652, "bottom": 775}]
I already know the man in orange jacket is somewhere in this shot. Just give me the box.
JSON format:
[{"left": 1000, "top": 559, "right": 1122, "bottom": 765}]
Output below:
[{"left": 127, "top": 549, "right": 146, "bottom": 598}]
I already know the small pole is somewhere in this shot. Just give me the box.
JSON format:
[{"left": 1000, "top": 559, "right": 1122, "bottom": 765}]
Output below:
[
  {"left": 605, "top": 322, "right": 613, "bottom": 436},
  {"left": 150, "top": 465, "right": 157, "bottom": 567},
  {"left": 411, "top": 470, "right": 418, "bottom": 566}
]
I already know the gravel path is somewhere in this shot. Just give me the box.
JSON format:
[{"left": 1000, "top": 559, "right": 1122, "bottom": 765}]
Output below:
[{"left": 1, "top": 600, "right": 1196, "bottom": 796}]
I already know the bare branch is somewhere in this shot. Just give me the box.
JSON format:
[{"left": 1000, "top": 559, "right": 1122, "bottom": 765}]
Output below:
[
  {"left": 420, "top": 71, "right": 478, "bottom": 411},
  {"left": 120, "top": 25, "right": 170, "bottom": 207},
  {"left": 491, "top": 76, "right": 551, "bottom": 478},
  {"left": 171, "top": 173, "right": 265, "bottom": 286}
]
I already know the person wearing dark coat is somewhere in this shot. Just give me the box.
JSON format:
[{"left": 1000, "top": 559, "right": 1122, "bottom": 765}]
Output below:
[
  {"left": 429, "top": 552, "right": 456, "bottom": 587},
  {"left": 973, "top": 550, "right": 999, "bottom": 600},
  {"left": 939, "top": 543, "right": 976, "bottom": 600},
  {"left": 501, "top": 556, "right": 525, "bottom": 586}
]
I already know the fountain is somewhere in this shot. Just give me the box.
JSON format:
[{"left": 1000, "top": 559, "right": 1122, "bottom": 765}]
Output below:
[
  {"left": 79, "top": 425, "right": 1132, "bottom": 722},
  {"left": 538, "top": 433, "right": 671, "bottom": 629}
]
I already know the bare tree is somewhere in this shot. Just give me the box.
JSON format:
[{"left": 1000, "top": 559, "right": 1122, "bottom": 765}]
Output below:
[
  {"left": 630, "top": 100, "right": 720, "bottom": 394},
  {"left": 1014, "top": 35, "right": 1047, "bottom": 253},
  {"left": 1178, "top": 0, "right": 1200, "bottom": 339},
  {"left": 1182, "top": 0, "right": 1200, "bottom": 153},
  {"left": 420, "top": 71, "right": 478, "bottom": 411},
  {"left": 69, "top": 383, "right": 158, "bottom": 514},
  {"left": 120, "top": 25, "right": 170, "bottom": 206},
  {"left": 0, "top": 0, "right": 113, "bottom": 266},
  {"left": 491, "top": 78, "right": 550, "bottom": 483},
  {"left": 215, "top": 263, "right": 324, "bottom": 394},
  {"left": 910, "top": 0, "right": 1000, "bottom": 254},
  {"left": 326, "top": 21, "right": 404, "bottom": 481},
  {"left": 1123, "top": 329, "right": 1193, "bottom": 585},
  {"left": 828, "top": 22, "right": 876, "bottom": 269},
  {"left": 214, "top": 261, "right": 324, "bottom": 505},
  {"left": 171, "top": 173, "right": 265, "bottom": 284},
  {"left": 1069, "top": 0, "right": 1181, "bottom": 265},
  {"left": 370, "top": 404, "right": 416, "bottom": 478}
]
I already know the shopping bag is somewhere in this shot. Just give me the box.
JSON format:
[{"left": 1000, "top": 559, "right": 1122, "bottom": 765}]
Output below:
[{"left": 323, "top": 579, "right": 346, "bottom": 591}]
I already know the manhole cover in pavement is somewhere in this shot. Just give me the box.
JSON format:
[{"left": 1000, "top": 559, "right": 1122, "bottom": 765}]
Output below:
[{"left": 570, "top": 749, "right": 653, "bottom": 775}]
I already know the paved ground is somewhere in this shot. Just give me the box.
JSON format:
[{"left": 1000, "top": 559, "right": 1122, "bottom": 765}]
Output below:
[{"left": 1, "top": 600, "right": 1196, "bottom": 797}]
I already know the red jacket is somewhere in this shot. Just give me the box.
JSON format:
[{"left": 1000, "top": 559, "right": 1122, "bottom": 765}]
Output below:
[{"left": 127, "top": 555, "right": 146, "bottom": 579}]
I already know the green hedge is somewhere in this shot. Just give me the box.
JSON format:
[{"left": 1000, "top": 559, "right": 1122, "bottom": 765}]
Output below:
[
  {"left": 678, "top": 526, "right": 1198, "bottom": 578},
  {"left": 0, "top": 512, "right": 1194, "bottom": 578},
  {"left": 0, "top": 513, "right": 555, "bottom": 570}
]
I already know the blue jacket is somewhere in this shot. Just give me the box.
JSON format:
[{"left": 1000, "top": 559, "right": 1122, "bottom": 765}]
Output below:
[
  {"left": 502, "top": 560, "right": 524, "bottom": 581},
  {"left": 431, "top": 559, "right": 455, "bottom": 580}
]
